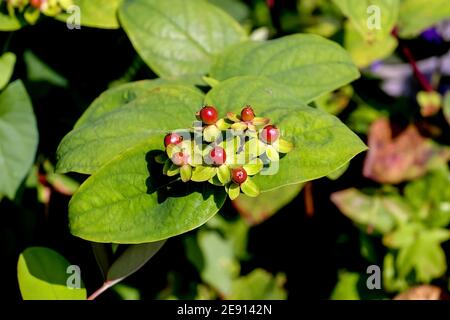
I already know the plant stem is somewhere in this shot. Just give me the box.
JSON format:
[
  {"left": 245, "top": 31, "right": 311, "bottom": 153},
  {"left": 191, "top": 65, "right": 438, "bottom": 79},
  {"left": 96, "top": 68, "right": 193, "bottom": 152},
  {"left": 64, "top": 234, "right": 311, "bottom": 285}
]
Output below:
[
  {"left": 304, "top": 182, "right": 314, "bottom": 217},
  {"left": 87, "top": 280, "right": 118, "bottom": 300},
  {"left": 392, "top": 28, "right": 434, "bottom": 92},
  {"left": 266, "top": 0, "right": 282, "bottom": 35}
]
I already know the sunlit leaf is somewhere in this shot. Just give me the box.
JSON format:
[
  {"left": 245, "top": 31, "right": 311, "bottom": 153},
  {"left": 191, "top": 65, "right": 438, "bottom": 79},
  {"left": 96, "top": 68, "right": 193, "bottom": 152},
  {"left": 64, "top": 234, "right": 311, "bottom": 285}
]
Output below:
[
  {"left": 17, "top": 247, "right": 86, "bottom": 300},
  {"left": 68, "top": 141, "right": 226, "bottom": 243},
  {"left": 205, "top": 76, "right": 367, "bottom": 191},
  {"left": 56, "top": 0, "right": 122, "bottom": 29},
  {"left": 119, "top": 0, "right": 247, "bottom": 78},
  {"left": 398, "top": 0, "right": 450, "bottom": 38},
  {"left": 210, "top": 34, "right": 360, "bottom": 102},
  {"left": 57, "top": 84, "right": 204, "bottom": 174}
]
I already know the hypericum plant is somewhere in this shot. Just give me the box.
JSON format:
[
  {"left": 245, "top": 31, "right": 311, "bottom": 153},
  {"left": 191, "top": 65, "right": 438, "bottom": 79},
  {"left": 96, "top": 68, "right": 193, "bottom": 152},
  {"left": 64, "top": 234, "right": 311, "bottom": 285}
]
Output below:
[
  {"left": 41, "top": 0, "right": 368, "bottom": 299},
  {"left": 55, "top": 0, "right": 367, "bottom": 246},
  {"left": 3, "top": 0, "right": 73, "bottom": 25},
  {"left": 157, "top": 105, "right": 294, "bottom": 200}
]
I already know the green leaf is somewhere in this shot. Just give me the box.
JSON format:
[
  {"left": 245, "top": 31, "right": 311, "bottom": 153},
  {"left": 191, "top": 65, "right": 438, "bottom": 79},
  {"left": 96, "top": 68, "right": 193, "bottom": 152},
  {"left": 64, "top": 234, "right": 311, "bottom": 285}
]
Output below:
[
  {"left": 240, "top": 178, "right": 260, "bottom": 197},
  {"left": 233, "top": 183, "right": 303, "bottom": 225},
  {"left": 210, "top": 34, "right": 360, "bottom": 103},
  {"left": 203, "top": 124, "right": 221, "bottom": 142},
  {"left": 383, "top": 223, "right": 422, "bottom": 249},
  {"left": 0, "top": 11, "right": 21, "bottom": 31},
  {"left": 330, "top": 271, "right": 361, "bottom": 300},
  {"left": 230, "top": 122, "right": 247, "bottom": 131},
  {"left": 398, "top": 0, "right": 450, "bottom": 38},
  {"left": 205, "top": 214, "right": 249, "bottom": 260},
  {"left": 314, "top": 85, "right": 354, "bottom": 115},
  {"left": 185, "top": 230, "right": 240, "bottom": 296},
  {"left": 191, "top": 166, "right": 217, "bottom": 182},
  {"left": 56, "top": 84, "right": 204, "bottom": 174},
  {"left": 119, "top": 0, "right": 247, "bottom": 78},
  {"left": 265, "top": 145, "right": 279, "bottom": 162},
  {"left": 74, "top": 79, "right": 196, "bottom": 129},
  {"left": 396, "top": 229, "right": 449, "bottom": 283},
  {"left": 229, "top": 269, "right": 287, "bottom": 300},
  {"left": 383, "top": 252, "right": 409, "bottom": 292},
  {"left": 217, "top": 164, "right": 231, "bottom": 184},
  {"left": 208, "top": 0, "right": 250, "bottom": 23},
  {"left": 344, "top": 21, "right": 397, "bottom": 68},
  {"left": 24, "top": 50, "right": 68, "bottom": 88},
  {"left": 56, "top": 0, "right": 122, "bottom": 29},
  {"left": 202, "top": 76, "right": 220, "bottom": 88},
  {"left": 68, "top": 142, "right": 226, "bottom": 243},
  {"left": 347, "top": 104, "right": 388, "bottom": 134},
  {"left": 443, "top": 92, "right": 450, "bottom": 126},
  {"left": 0, "top": 81, "right": 39, "bottom": 199},
  {"left": 243, "top": 158, "right": 263, "bottom": 175},
  {"left": 24, "top": 6, "right": 40, "bottom": 25},
  {"left": 243, "top": 138, "right": 266, "bottom": 157},
  {"left": 228, "top": 182, "right": 240, "bottom": 200},
  {"left": 331, "top": 270, "right": 384, "bottom": 299},
  {"left": 403, "top": 169, "right": 450, "bottom": 228},
  {"left": 107, "top": 241, "right": 165, "bottom": 282},
  {"left": 166, "top": 164, "right": 180, "bottom": 177},
  {"left": 275, "top": 139, "right": 294, "bottom": 154},
  {"left": 359, "top": 231, "right": 378, "bottom": 263},
  {"left": 180, "top": 165, "right": 192, "bottom": 182},
  {"left": 163, "top": 159, "right": 172, "bottom": 175},
  {"left": 205, "top": 77, "right": 367, "bottom": 191},
  {"left": 17, "top": 247, "right": 87, "bottom": 300},
  {"left": 91, "top": 243, "right": 112, "bottom": 279},
  {"left": 111, "top": 283, "right": 141, "bottom": 300},
  {"left": 331, "top": 188, "right": 410, "bottom": 234},
  {"left": 0, "top": 52, "right": 16, "bottom": 90},
  {"left": 332, "top": 0, "right": 399, "bottom": 42},
  {"left": 327, "top": 161, "right": 350, "bottom": 180}
]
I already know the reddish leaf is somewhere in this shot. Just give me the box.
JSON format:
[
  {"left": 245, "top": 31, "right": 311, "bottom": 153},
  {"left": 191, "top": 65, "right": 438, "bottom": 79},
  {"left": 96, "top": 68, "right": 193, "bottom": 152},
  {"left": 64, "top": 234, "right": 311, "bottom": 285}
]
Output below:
[{"left": 363, "top": 119, "right": 449, "bottom": 184}]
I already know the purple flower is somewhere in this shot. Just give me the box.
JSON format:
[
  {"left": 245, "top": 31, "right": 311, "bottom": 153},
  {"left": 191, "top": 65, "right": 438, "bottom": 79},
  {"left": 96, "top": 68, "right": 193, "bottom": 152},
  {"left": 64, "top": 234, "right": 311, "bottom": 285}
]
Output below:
[
  {"left": 370, "top": 60, "right": 383, "bottom": 72},
  {"left": 421, "top": 27, "right": 443, "bottom": 43}
]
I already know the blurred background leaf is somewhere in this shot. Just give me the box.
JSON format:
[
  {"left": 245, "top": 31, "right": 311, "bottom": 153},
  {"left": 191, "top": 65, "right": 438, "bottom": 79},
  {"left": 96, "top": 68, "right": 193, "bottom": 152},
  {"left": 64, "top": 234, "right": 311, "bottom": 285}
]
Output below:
[
  {"left": 0, "top": 52, "right": 16, "bottom": 90},
  {"left": 0, "top": 81, "right": 38, "bottom": 200}
]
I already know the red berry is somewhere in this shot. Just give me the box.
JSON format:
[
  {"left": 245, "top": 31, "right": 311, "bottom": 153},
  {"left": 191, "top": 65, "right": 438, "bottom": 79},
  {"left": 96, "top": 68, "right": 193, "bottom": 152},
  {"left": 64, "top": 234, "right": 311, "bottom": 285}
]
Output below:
[
  {"left": 209, "top": 146, "right": 226, "bottom": 165},
  {"left": 232, "top": 167, "right": 247, "bottom": 185},
  {"left": 240, "top": 106, "right": 255, "bottom": 122},
  {"left": 260, "top": 125, "right": 280, "bottom": 144},
  {"left": 171, "top": 152, "right": 187, "bottom": 166},
  {"left": 30, "top": 0, "right": 43, "bottom": 9},
  {"left": 164, "top": 133, "right": 183, "bottom": 147},
  {"left": 199, "top": 106, "right": 218, "bottom": 125}
]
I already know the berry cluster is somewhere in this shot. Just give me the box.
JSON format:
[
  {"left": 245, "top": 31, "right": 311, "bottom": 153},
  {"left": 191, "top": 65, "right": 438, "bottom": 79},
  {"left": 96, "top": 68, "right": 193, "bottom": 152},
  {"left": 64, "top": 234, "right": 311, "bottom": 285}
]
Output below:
[
  {"left": 156, "top": 106, "right": 294, "bottom": 200},
  {"left": 5, "top": 0, "right": 73, "bottom": 24}
]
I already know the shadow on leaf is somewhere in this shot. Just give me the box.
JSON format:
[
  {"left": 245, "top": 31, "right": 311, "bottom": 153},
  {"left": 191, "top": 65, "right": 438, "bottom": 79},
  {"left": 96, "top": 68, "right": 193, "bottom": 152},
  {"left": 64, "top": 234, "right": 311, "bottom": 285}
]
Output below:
[{"left": 145, "top": 150, "right": 225, "bottom": 207}]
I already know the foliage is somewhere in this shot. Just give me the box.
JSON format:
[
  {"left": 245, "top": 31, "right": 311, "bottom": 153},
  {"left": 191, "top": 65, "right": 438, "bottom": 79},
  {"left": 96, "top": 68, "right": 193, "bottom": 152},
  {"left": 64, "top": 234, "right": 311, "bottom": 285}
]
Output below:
[{"left": 1, "top": 0, "right": 449, "bottom": 301}]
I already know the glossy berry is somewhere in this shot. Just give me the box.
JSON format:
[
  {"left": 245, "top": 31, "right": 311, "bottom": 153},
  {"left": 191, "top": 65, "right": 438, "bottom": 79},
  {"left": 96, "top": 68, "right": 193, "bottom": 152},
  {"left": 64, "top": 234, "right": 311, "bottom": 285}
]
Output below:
[
  {"left": 30, "top": 0, "right": 43, "bottom": 9},
  {"left": 260, "top": 125, "right": 280, "bottom": 144},
  {"left": 232, "top": 167, "right": 247, "bottom": 185},
  {"left": 171, "top": 152, "right": 187, "bottom": 166},
  {"left": 164, "top": 133, "right": 183, "bottom": 147},
  {"left": 199, "top": 106, "right": 218, "bottom": 125},
  {"left": 240, "top": 106, "right": 255, "bottom": 122},
  {"left": 209, "top": 146, "right": 226, "bottom": 165}
]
